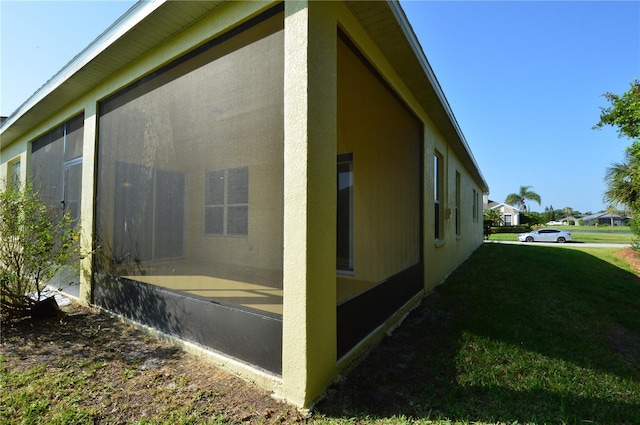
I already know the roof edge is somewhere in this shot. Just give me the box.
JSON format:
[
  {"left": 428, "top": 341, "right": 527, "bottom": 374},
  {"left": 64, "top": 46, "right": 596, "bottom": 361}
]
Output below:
[
  {"left": 0, "top": 0, "right": 164, "bottom": 135},
  {"left": 387, "top": 0, "right": 488, "bottom": 192}
]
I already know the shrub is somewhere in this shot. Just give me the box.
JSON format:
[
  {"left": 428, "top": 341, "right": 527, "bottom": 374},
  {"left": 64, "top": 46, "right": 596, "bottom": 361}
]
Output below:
[
  {"left": 491, "top": 225, "right": 532, "bottom": 234},
  {"left": 0, "top": 183, "right": 80, "bottom": 319}
]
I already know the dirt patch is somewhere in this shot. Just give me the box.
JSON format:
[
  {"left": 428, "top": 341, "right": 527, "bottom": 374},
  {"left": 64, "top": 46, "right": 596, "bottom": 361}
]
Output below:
[
  {"left": 1, "top": 302, "right": 307, "bottom": 424},
  {"left": 617, "top": 247, "right": 640, "bottom": 274}
]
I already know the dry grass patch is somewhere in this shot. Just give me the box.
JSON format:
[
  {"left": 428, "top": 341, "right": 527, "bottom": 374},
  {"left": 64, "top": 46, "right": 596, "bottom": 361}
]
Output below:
[{"left": 1, "top": 303, "right": 305, "bottom": 424}]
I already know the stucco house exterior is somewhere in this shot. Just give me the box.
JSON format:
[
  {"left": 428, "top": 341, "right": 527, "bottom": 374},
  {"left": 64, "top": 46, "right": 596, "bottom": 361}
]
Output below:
[
  {"left": 0, "top": 0, "right": 488, "bottom": 408},
  {"left": 483, "top": 195, "right": 521, "bottom": 226}
]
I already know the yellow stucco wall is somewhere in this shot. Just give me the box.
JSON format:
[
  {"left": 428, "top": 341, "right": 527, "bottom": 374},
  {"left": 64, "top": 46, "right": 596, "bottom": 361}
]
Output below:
[
  {"left": 423, "top": 122, "right": 485, "bottom": 291},
  {"left": 281, "top": 0, "right": 338, "bottom": 408},
  {"left": 0, "top": 142, "right": 27, "bottom": 189}
]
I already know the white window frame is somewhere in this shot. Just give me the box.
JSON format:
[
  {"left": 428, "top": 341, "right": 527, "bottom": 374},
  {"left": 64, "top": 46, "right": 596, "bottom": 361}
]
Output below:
[
  {"left": 434, "top": 152, "right": 444, "bottom": 241},
  {"left": 337, "top": 153, "right": 354, "bottom": 274},
  {"left": 8, "top": 158, "right": 21, "bottom": 189}
]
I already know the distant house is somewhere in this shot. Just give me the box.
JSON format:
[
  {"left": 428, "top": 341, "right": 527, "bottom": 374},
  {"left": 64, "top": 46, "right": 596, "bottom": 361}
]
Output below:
[
  {"left": 483, "top": 195, "right": 521, "bottom": 226},
  {"left": 560, "top": 216, "right": 580, "bottom": 225},
  {"left": 0, "top": 1, "right": 488, "bottom": 408},
  {"left": 581, "top": 212, "right": 631, "bottom": 226}
]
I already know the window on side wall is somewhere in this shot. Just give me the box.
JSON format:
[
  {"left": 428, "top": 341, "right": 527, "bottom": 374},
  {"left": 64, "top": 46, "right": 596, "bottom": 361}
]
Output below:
[
  {"left": 455, "top": 171, "right": 461, "bottom": 236},
  {"left": 205, "top": 167, "right": 249, "bottom": 236},
  {"left": 8, "top": 159, "right": 21, "bottom": 189},
  {"left": 434, "top": 152, "right": 443, "bottom": 241},
  {"left": 472, "top": 189, "right": 478, "bottom": 221},
  {"left": 337, "top": 153, "right": 354, "bottom": 273}
]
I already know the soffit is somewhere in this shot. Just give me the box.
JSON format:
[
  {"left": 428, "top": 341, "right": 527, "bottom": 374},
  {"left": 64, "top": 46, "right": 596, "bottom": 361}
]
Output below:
[
  {"left": 345, "top": 1, "right": 488, "bottom": 192},
  {"left": 1, "top": 1, "right": 225, "bottom": 148}
]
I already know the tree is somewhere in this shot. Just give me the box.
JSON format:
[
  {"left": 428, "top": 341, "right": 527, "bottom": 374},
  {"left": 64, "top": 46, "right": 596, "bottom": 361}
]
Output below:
[
  {"left": 593, "top": 79, "right": 640, "bottom": 140},
  {"left": 505, "top": 186, "right": 541, "bottom": 212},
  {"left": 521, "top": 211, "right": 544, "bottom": 226},
  {"left": 603, "top": 142, "right": 640, "bottom": 209},
  {"left": 483, "top": 208, "right": 503, "bottom": 227},
  {"left": 563, "top": 206, "right": 575, "bottom": 218},
  {"left": 596, "top": 80, "right": 640, "bottom": 212},
  {"left": 596, "top": 79, "right": 640, "bottom": 245},
  {"left": 0, "top": 183, "right": 80, "bottom": 319},
  {"left": 546, "top": 205, "right": 557, "bottom": 222},
  {"left": 606, "top": 205, "right": 617, "bottom": 226}
]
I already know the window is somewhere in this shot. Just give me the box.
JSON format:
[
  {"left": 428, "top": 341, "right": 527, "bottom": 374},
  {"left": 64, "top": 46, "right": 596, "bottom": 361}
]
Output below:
[
  {"left": 63, "top": 162, "right": 82, "bottom": 223},
  {"left": 504, "top": 214, "right": 512, "bottom": 226},
  {"left": 205, "top": 167, "right": 249, "bottom": 236},
  {"left": 455, "top": 172, "right": 461, "bottom": 236},
  {"left": 434, "top": 153, "right": 443, "bottom": 240},
  {"left": 8, "top": 159, "right": 20, "bottom": 189},
  {"left": 472, "top": 189, "right": 479, "bottom": 221},
  {"left": 337, "top": 153, "right": 353, "bottom": 272}
]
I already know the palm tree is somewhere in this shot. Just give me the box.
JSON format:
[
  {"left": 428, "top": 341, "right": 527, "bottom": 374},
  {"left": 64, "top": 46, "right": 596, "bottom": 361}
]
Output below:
[
  {"left": 483, "top": 208, "right": 503, "bottom": 227},
  {"left": 504, "top": 185, "right": 541, "bottom": 212},
  {"left": 603, "top": 146, "right": 640, "bottom": 210},
  {"left": 606, "top": 205, "right": 617, "bottom": 226}
]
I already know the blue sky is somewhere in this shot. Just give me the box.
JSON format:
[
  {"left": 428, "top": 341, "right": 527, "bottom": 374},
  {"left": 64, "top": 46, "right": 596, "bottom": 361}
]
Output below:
[{"left": 2, "top": 1, "right": 639, "bottom": 213}]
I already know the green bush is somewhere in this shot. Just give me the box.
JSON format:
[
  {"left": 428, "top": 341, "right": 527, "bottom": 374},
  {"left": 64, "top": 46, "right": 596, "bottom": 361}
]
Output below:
[
  {"left": 491, "top": 225, "right": 532, "bottom": 234},
  {"left": 0, "top": 183, "right": 81, "bottom": 319}
]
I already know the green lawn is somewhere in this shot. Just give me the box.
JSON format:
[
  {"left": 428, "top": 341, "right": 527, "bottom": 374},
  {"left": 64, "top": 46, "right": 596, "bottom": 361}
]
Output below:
[
  {"left": 314, "top": 244, "right": 640, "bottom": 424},
  {"left": 488, "top": 226, "right": 634, "bottom": 244},
  {"left": 3, "top": 244, "right": 640, "bottom": 424}
]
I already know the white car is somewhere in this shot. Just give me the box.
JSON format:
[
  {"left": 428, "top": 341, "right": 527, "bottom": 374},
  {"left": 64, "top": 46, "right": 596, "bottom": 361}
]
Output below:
[
  {"left": 517, "top": 228, "right": 572, "bottom": 243},
  {"left": 545, "top": 220, "right": 564, "bottom": 226}
]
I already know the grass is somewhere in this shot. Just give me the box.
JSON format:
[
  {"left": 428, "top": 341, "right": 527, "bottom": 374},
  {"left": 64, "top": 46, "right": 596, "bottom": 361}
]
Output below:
[
  {"left": 2, "top": 245, "right": 640, "bottom": 424},
  {"left": 488, "top": 226, "right": 634, "bottom": 244},
  {"left": 314, "top": 245, "right": 640, "bottom": 424}
]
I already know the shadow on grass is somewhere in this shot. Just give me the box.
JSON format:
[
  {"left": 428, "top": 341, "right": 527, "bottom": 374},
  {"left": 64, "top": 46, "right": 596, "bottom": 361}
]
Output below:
[{"left": 315, "top": 244, "right": 640, "bottom": 424}]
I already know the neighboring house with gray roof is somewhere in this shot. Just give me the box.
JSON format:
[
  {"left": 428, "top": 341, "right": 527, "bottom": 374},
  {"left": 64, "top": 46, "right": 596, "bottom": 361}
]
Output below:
[
  {"left": 581, "top": 212, "right": 631, "bottom": 226},
  {"left": 483, "top": 194, "right": 521, "bottom": 226}
]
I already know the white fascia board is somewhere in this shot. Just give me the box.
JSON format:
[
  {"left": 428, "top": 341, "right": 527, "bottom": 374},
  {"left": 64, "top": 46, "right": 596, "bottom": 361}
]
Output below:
[
  {"left": 490, "top": 203, "right": 521, "bottom": 212},
  {"left": 0, "top": 0, "right": 165, "bottom": 133}
]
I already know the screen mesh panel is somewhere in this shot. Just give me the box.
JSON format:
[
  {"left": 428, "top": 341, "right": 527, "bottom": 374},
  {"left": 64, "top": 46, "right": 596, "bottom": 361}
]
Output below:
[
  {"left": 337, "top": 35, "right": 421, "bottom": 296},
  {"left": 31, "top": 127, "right": 64, "bottom": 204},
  {"left": 336, "top": 33, "right": 423, "bottom": 357},
  {"left": 64, "top": 115, "right": 84, "bottom": 162},
  {"left": 96, "top": 13, "right": 284, "bottom": 318},
  {"left": 31, "top": 115, "right": 84, "bottom": 207}
]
